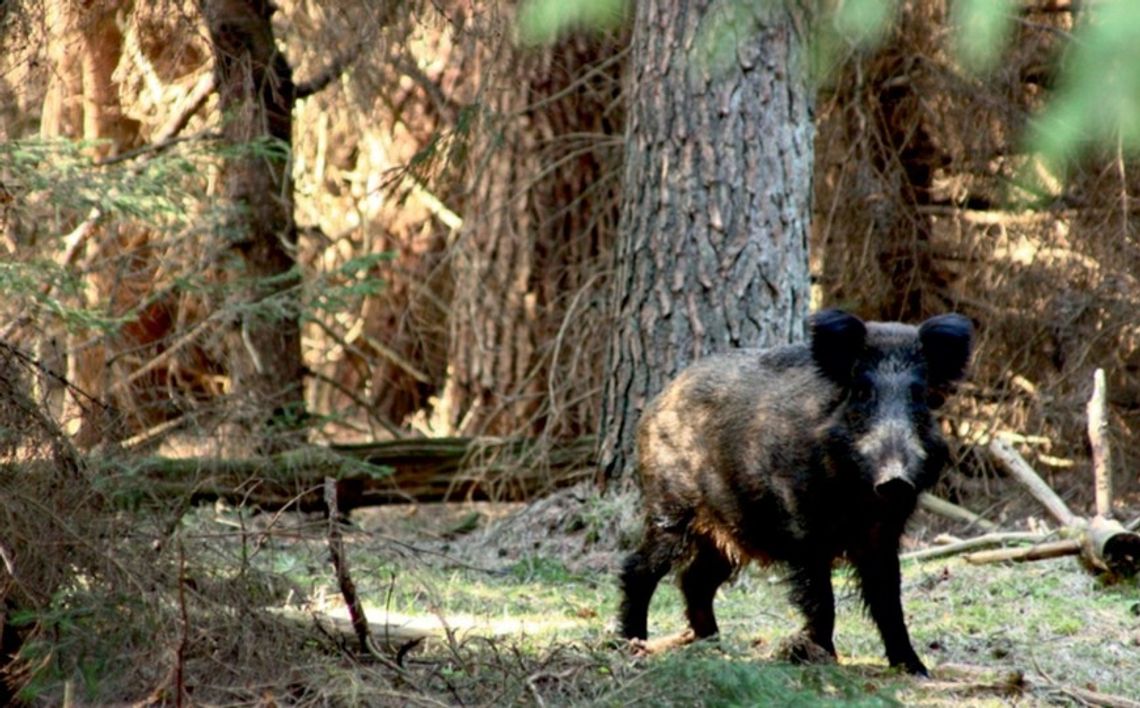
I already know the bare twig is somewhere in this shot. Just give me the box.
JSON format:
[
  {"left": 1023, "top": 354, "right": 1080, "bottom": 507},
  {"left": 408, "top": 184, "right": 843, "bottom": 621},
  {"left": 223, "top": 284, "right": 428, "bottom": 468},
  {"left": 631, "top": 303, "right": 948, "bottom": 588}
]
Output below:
[
  {"left": 1030, "top": 652, "right": 1140, "bottom": 708},
  {"left": 308, "top": 368, "right": 403, "bottom": 438},
  {"left": 157, "top": 73, "right": 217, "bottom": 140},
  {"left": 1054, "top": 686, "right": 1140, "bottom": 708},
  {"left": 324, "top": 477, "right": 372, "bottom": 655},
  {"left": 173, "top": 542, "right": 189, "bottom": 708},
  {"left": 120, "top": 415, "right": 187, "bottom": 450},
  {"left": 107, "top": 308, "right": 229, "bottom": 395},
  {"left": 95, "top": 72, "right": 218, "bottom": 168},
  {"left": 901, "top": 531, "right": 1046, "bottom": 563},
  {"left": 0, "top": 540, "right": 16, "bottom": 577}
]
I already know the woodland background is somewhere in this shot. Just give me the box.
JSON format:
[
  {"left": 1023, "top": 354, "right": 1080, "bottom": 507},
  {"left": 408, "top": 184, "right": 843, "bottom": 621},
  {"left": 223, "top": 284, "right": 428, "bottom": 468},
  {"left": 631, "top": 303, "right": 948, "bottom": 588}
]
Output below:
[{"left": 1, "top": 0, "right": 1139, "bottom": 704}]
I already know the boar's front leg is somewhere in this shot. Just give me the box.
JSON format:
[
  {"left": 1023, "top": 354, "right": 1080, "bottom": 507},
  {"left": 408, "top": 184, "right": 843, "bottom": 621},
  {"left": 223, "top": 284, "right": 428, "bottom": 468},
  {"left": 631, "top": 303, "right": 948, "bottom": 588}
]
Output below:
[
  {"left": 851, "top": 544, "right": 928, "bottom": 676},
  {"left": 786, "top": 556, "right": 838, "bottom": 659}
]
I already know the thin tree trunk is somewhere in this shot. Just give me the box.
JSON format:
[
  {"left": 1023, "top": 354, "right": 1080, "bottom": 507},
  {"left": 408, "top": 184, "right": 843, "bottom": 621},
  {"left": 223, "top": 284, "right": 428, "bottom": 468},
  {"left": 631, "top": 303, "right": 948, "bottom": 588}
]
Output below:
[
  {"left": 202, "top": 0, "right": 306, "bottom": 453},
  {"left": 39, "top": 0, "right": 142, "bottom": 448},
  {"left": 598, "top": 0, "right": 814, "bottom": 483}
]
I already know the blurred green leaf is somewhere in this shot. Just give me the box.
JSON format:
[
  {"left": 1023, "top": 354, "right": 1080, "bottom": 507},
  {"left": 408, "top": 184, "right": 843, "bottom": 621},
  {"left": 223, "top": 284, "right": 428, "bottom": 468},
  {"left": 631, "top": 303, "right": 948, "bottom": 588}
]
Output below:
[
  {"left": 833, "top": 0, "right": 897, "bottom": 47},
  {"left": 952, "top": 0, "right": 1015, "bottom": 74},
  {"left": 517, "top": 0, "right": 627, "bottom": 46},
  {"left": 1029, "top": 0, "right": 1140, "bottom": 172}
]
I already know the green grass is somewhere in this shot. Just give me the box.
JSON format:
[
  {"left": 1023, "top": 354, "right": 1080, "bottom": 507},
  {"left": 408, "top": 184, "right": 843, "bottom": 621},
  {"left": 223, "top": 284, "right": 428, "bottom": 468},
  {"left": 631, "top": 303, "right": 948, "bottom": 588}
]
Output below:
[
  {"left": 226, "top": 500, "right": 1140, "bottom": 704},
  {"left": 21, "top": 502, "right": 1139, "bottom": 705}
]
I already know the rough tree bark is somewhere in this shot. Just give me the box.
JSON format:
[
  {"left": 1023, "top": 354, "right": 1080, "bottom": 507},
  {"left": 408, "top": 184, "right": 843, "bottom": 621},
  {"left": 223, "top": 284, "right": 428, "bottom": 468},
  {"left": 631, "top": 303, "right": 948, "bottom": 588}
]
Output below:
[
  {"left": 598, "top": 0, "right": 814, "bottom": 482},
  {"left": 202, "top": 0, "right": 306, "bottom": 453},
  {"left": 444, "top": 18, "right": 624, "bottom": 438}
]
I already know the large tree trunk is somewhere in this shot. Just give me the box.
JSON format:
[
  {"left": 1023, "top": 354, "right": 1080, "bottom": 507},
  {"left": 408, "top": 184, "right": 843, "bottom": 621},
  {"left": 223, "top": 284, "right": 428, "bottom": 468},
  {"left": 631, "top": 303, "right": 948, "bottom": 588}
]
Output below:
[
  {"left": 598, "top": 0, "right": 814, "bottom": 482},
  {"left": 444, "top": 16, "right": 624, "bottom": 438},
  {"left": 202, "top": 0, "right": 306, "bottom": 453}
]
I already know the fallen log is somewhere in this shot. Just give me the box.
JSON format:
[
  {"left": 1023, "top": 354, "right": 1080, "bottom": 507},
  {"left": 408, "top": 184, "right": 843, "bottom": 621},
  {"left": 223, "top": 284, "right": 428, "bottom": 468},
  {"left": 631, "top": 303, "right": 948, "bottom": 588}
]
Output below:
[
  {"left": 52, "top": 437, "right": 596, "bottom": 512},
  {"left": 7, "top": 429, "right": 1007, "bottom": 517}
]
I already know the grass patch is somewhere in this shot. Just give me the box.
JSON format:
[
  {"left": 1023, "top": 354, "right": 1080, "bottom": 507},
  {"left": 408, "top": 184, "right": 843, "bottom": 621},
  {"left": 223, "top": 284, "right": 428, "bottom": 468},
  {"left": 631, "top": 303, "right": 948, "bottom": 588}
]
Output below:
[{"left": 13, "top": 498, "right": 1140, "bottom": 705}]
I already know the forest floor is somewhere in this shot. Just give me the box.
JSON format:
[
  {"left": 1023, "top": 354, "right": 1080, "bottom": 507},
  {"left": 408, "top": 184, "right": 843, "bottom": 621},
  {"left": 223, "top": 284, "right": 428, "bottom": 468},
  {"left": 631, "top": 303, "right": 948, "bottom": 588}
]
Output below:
[
  {"left": 27, "top": 484, "right": 1140, "bottom": 706},
  {"left": 194, "top": 484, "right": 1140, "bottom": 706}
]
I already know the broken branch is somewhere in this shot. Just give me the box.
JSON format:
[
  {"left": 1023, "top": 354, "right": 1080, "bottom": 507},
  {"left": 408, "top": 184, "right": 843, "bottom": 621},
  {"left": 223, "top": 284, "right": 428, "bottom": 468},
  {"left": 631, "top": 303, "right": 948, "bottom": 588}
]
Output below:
[
  {"left": 988, "top": 438, "right": 1076, "bottom": 527},
  {"left": 901, "top": 532, "right": 1045, "bottom": 563},
  {"left": 1087, "top": 368, "right": 1113, "bottom": 519},
  {"left": 964, "top": 539, "right": 1081, "bottom": 565}
]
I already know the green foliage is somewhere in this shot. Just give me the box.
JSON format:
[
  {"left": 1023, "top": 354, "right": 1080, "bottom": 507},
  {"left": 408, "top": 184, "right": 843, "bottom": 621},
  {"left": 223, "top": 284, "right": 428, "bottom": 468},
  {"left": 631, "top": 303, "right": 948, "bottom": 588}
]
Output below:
[
  {"left": 304, "top": 253, "right": 390, "bottom": 317},
  {"left": 516, "top": 0, "right": 1140, "bottom": 179},
  {"left": 950, "top": 0, "right": 1015, "bottom": 74},
  {"left": 12, "top": 589, "right": 149, "bottom": 704},
  {"left": 832, "top": 0, "right": 898, "bottom": 47},
  {"left": 1, "top": 132, "right": 381, "bottom": 341},
  {"left": 1031, "top": 1, "right": 1140, "bottom": 170},
  {"left": 0, "top": 138, "right": 219, "bottom": 332},
  {"left": 1, "top": 139, "right": 207, "bottom": 228},
  {"left": 20, "top": 493, "right": 1138, "bottom": 704},
  {"left": 517, "top": 0, "right": 627, "bottom": 45}
]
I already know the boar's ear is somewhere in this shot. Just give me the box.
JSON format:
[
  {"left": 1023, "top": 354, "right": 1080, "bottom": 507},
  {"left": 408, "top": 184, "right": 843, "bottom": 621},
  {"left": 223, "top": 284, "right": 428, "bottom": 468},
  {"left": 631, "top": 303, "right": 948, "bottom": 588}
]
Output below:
[
  {"left": 810, "top": 309, "right": 866, "bottom": 385},
  {"left": 919, "top": 314, "right": 973, "bottom": 392}
]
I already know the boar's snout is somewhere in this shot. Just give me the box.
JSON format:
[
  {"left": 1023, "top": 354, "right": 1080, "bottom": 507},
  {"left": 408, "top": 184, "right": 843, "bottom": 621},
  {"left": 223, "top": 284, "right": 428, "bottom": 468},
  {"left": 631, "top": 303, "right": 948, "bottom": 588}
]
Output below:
[{"left": 873, "top": 459, "right": 916, "bottom": 500}]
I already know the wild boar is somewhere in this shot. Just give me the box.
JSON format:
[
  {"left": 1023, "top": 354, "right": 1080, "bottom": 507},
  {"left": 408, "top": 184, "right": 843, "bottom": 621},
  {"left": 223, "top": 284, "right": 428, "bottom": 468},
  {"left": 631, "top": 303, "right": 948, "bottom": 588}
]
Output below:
[{"left": 618, "top": 309, "right": 973, "bottom": 676}]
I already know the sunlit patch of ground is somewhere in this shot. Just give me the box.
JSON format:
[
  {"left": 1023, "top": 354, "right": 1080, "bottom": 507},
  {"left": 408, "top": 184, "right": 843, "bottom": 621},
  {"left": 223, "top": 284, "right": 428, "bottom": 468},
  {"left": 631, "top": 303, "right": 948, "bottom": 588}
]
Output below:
[{"left": 196, "top": 489, "right": 1140, "bottom": 706}]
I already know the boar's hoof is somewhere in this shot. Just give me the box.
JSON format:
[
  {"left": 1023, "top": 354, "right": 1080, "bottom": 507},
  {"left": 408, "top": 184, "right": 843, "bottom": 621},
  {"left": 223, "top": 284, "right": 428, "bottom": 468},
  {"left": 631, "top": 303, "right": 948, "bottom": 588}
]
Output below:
[
  {"left": 891, "top": 655, "right": 930, "bottom": 678},
  {"left": 774, "top": 633, "right": 837, "bottom": 666}
]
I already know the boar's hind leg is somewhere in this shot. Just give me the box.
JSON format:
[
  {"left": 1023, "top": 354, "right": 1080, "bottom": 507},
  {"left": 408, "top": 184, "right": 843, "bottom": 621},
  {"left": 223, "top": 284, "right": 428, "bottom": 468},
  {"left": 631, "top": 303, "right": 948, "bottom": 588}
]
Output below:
[
  {"left": 851, "top": 549, "right": 928, "bottom": 676},
  {"left": 678, "top": 536, "right": 734, "bottom": 638},
  {"left": 786, "top": 557, "right": 838, "bottom": 658},
  {"left": 618, "top": 527, "right": 684, "bottom": 640}
]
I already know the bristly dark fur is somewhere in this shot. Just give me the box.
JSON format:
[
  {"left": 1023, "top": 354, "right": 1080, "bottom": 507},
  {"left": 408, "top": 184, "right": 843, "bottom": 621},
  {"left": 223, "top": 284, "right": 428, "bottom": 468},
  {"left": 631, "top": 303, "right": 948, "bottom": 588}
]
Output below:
[{"left": 618, "top": 310, "right": 973, "bottom": 676}]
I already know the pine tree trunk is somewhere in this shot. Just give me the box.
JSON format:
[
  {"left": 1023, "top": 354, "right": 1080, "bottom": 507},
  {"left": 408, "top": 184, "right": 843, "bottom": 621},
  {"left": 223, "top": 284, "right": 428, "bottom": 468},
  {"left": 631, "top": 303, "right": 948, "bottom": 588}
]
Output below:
[
  {"left": 203, "top": 0, "right": 306, "bottom": 453},
  {"left": 598, "top": 0, "right": 814, "bottom": 482}
]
